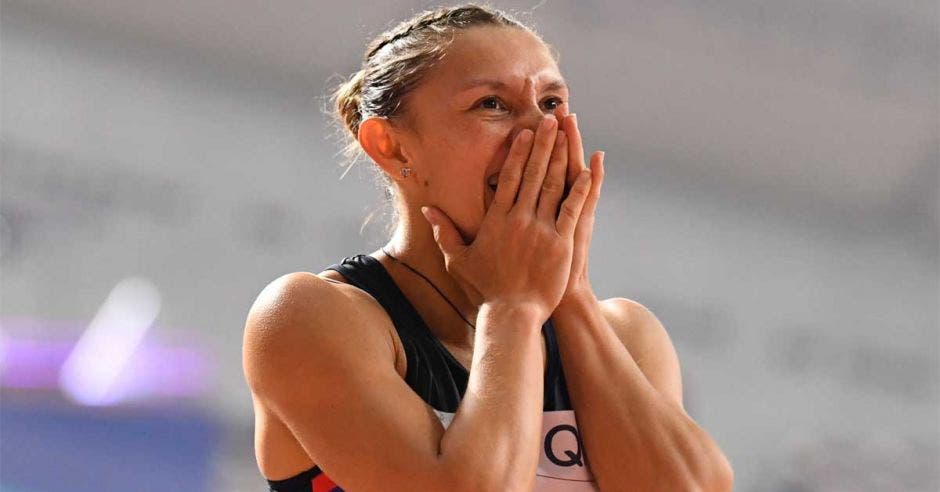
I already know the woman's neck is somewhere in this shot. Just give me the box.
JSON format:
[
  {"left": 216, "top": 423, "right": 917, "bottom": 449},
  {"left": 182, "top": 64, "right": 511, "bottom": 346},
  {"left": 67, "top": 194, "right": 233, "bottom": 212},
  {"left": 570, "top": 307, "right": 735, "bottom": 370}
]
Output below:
[{"left": 375, "top": 208, "right": 479, "bottom": 346}]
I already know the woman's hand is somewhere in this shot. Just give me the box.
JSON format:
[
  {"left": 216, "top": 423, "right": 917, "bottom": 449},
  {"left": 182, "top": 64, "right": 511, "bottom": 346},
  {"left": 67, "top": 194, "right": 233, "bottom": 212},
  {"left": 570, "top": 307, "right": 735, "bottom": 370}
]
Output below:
[
  {"left": 421, "top": 114, "right": 594, "bottom": 322},
  {"left": 555, "top": 110, "right": 606, "bottom": 303}
]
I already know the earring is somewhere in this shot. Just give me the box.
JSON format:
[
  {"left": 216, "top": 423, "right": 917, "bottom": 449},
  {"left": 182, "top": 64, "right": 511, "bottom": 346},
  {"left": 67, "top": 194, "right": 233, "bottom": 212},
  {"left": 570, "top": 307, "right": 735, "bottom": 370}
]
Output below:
[{"left": 400, "top": 167, "right": 412, "bottom": 178}]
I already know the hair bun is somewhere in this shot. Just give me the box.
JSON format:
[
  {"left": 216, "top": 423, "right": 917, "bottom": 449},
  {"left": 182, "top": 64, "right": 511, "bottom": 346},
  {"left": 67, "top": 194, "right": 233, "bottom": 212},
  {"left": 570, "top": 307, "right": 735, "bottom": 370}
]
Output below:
[{"left": 335, "top": 70, "right": 367, "bottom": 138}]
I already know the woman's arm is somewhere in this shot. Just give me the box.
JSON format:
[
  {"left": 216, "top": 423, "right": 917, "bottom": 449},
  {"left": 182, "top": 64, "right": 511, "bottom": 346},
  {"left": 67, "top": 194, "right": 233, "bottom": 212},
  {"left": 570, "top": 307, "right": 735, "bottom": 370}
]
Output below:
[
  {"left": 551, "top": 292, "right": 734, "bottom": 491},
  {"left": 547, "top": 110, "right": 732, "bottom": 491},
  {"left": 243, "top": 273, "right": 545, "bottom": 492},
  {"left": 440, "top": 300, "right": 546, "bottom": 491}
]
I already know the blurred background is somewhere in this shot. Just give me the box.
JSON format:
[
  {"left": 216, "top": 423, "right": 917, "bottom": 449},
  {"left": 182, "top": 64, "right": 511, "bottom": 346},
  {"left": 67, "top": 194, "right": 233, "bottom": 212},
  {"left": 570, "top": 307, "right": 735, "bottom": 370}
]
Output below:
[{"left": 1, "top": 0, "right": 937, "bottom": 490}]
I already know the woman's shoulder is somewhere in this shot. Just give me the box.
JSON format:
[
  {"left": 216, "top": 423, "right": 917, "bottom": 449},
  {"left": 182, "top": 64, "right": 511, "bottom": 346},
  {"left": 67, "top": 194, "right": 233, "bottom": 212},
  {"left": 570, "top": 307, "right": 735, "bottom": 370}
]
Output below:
[
  {"left": 248, "top": 269, "right": 388, "bottom": 326},
  {"left": 242, "top": 271, "right": 399, "bottom": 381}
]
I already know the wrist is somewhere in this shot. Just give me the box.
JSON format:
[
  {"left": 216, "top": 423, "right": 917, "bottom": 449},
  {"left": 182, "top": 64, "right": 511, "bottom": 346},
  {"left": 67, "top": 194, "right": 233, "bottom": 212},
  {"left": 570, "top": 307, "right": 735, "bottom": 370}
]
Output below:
[
  {"left": 479, "top": 299, "right": 546, "bottom": 329},
  {"left": 558, "top": 284, "right": 596, "bottom": 309}
]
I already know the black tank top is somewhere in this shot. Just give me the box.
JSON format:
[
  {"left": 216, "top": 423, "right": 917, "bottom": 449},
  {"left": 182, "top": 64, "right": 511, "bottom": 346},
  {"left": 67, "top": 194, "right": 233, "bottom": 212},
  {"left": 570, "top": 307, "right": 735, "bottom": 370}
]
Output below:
[{"left": 265, "top": 254, "right": 600, "bottom": 491}]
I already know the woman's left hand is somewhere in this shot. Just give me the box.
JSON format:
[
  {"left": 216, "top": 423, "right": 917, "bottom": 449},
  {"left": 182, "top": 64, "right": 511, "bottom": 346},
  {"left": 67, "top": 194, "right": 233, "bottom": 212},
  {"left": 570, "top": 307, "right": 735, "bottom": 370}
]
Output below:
[{"left": 553, "top": 108, "right": 606, "bottom": 305}]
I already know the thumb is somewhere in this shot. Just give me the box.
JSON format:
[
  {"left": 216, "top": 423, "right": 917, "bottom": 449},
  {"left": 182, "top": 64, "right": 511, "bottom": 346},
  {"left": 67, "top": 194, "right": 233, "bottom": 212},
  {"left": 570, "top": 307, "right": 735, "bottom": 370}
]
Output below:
[{"left": 421, "top": 206, "right": 466, "bottom": 260}]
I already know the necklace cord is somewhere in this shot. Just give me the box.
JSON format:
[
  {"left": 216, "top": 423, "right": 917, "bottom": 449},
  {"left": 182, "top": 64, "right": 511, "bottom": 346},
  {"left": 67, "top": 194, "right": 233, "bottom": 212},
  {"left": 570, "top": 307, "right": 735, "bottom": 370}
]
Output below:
[{"left": 381, "top": 247, "right": 477, "bottom": 330}]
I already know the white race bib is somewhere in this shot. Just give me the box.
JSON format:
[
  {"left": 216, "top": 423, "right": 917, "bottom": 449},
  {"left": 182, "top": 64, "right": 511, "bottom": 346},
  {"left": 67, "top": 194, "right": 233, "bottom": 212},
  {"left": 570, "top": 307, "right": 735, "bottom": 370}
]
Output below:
[{"left": 433, "top": 409, "right": 600, "bottom": 491}]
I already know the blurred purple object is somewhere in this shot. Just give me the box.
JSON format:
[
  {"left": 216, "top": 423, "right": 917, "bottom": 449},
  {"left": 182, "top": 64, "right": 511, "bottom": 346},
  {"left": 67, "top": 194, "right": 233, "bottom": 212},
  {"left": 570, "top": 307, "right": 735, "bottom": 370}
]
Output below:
[{"left": 0, "top": 318, "right": 211, "bottom": 403}]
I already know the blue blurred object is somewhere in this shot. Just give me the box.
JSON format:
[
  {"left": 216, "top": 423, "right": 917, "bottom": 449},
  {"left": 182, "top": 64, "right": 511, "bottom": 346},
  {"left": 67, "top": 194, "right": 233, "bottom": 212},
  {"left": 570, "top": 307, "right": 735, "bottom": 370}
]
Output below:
[{"left": 1, "top": 398, "right": 219, "bottom": 492}]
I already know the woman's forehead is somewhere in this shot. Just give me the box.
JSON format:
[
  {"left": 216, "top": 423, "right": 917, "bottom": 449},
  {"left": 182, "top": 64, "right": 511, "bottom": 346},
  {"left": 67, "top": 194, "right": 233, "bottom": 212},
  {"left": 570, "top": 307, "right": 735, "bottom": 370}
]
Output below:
[{"left": 431, "top": 26, "right": 562, "bottom": 90}]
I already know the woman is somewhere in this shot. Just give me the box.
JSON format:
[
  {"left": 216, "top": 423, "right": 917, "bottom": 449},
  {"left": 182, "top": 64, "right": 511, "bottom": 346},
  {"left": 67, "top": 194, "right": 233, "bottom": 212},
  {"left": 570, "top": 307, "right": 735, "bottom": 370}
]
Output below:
[{"left": 243, "top": 4, "right": 733, "bottom": 491}]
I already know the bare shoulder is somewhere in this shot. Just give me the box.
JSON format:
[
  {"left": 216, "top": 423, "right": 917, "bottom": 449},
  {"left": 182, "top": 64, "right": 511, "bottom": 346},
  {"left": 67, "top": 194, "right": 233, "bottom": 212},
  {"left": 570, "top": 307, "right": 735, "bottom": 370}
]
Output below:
[
  {"left": 598, "top": 297, "right": 684, "bottom": 409},
  {"left": 242, "top": 271, "right": 398, "bottom": 393},
  {"left": 242, "top": 271, "right": 454, "bottom": 489}
]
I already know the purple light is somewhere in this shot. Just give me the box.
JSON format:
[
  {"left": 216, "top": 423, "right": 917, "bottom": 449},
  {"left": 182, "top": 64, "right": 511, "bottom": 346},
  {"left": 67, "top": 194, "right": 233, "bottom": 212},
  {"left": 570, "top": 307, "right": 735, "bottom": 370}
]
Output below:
[
  {"left": 0, "top": 326, "right": 211, "bottom": 402},
  {"left": 0, "top": 339, "right": 73, "bottom": 388}
]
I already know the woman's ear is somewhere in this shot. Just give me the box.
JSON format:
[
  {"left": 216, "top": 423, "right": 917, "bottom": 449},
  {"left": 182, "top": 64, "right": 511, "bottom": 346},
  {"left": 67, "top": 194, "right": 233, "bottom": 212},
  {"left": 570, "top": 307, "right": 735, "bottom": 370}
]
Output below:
[{"left": 358, "top": 117, "right": 409, "bottom": 179}]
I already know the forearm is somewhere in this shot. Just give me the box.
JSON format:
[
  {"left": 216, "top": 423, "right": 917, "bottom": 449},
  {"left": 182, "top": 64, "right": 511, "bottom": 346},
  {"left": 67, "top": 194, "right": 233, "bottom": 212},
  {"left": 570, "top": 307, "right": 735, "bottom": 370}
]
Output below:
[
  {"left": 438, "top": 301, "right": 545, "bottom": 492},
  {"left": 552, "top": 293, "right": 731, "bottom": 491}
]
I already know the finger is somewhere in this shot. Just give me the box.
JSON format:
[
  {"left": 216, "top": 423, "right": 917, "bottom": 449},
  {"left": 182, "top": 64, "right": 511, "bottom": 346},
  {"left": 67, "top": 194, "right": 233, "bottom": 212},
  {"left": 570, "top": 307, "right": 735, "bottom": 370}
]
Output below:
[
  {"left": 491, "top": 129, "right": 534, "bottom": 213},
  {"left": 421, "top": 205, "right": 467, "bottom": 261},
  {"left": 571, "top": 151, "right": 605, "bottom": 247},
  {"left": 555, "top": 168, "right": 592, "bottom": 237},
  {"left": 582, "top": 151, "right": 605, "bottom": 218},
  {"left": 564, "top": 113, "right": 586, "bottom": 186},
  {"left": 514, "top": 115, "right": 558, "bottom": 213},
  {"left": 536, "top": 130, "right": 568, "bottom": 222}
]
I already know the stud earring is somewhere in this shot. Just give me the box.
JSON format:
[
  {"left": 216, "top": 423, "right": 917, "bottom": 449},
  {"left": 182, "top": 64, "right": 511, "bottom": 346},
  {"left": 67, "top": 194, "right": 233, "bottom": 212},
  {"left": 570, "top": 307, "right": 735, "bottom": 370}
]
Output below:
[{"left": 400, "top": 167, "right": 412, "bottom": 178}]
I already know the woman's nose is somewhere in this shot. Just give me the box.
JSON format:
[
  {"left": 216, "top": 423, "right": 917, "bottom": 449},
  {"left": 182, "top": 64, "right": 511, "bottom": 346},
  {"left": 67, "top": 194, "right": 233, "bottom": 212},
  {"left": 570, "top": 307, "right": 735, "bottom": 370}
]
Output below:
[{"left": 513, "top": 106, "right": 556, "bottom": 141}]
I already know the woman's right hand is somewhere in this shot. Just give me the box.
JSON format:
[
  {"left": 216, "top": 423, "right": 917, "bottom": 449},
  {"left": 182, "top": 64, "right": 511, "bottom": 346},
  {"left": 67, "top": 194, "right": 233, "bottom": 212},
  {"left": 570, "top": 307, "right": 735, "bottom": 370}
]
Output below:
[{"left": 421, "top": 114, "right": 594, "bottom": 322}]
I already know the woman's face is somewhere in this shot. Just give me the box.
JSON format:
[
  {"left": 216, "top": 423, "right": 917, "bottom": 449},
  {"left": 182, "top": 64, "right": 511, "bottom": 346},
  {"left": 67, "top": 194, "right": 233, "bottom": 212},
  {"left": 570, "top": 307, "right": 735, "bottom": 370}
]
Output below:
[{"left": 394, "top": 25, "right": 570, "bottom": 241}]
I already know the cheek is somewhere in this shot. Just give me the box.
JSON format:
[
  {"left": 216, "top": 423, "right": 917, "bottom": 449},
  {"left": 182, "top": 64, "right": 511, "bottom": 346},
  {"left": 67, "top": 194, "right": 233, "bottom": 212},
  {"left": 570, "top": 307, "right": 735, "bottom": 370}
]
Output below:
[
  {"left": 421, "top": 120, "right": 515, "bottom": 207},
  {"left": 443, "top": 121, "right": 514, "bottom": 169}
]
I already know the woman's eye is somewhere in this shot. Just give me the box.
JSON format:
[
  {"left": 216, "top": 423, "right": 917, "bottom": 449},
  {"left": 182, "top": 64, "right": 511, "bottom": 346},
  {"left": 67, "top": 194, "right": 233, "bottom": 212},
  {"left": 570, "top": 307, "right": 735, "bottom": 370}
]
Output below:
[
  {"left": 543, "top": 97, "right": 564, "bottom": 111},
  {"left": 477, "top": 97, "right": 506, "bottom": 111},
  {"left": 475, "top": 96, "right": 565, "bottom": 112}
]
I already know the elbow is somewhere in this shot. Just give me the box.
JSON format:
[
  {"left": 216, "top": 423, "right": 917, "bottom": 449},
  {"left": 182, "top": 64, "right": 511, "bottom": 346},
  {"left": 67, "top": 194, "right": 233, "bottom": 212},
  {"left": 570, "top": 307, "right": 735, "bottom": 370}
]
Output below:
[
  {"left": 700, "top": 469, "right": 734, "bottom": 492},
  {"left": 709, "top": 447, "right": 734, "bottom": 492},
  {"left": 664, "top": 444, "right": 734, "bottom": 492},
  {"left": 711, "top": 456, "right": 735, "bottom": 492},
  {"left": 683, "top": 423, "right": 734, "bottom": 492},
  {"left": 436, "top": 455, "right": 533, "bottom": 492},
  {"left": 447, "top": 467, "right": 534, "bottom": 492},
  {"left": 690, "top": 451, "right": 734, "bottom": 492},
  {"left": 438, "top": 475, "right": 528, "bottom": 492},
  {"left": 442, "top": 462, "right": 535, "bottom": 492},
  {"left": 454, "top": 477, "right": 531, "bottom": 492}
]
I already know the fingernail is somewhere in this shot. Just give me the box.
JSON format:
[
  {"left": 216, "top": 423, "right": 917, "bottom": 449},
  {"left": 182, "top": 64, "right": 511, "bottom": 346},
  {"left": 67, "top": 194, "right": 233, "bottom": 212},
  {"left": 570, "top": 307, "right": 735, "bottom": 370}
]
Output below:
[{"left": 571, "top": 113, "right": 578, "bottom": 127}]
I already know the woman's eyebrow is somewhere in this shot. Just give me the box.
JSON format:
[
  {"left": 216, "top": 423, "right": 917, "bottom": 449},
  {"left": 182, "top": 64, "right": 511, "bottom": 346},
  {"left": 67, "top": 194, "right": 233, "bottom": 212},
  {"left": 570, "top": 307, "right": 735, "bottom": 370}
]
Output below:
[{"left": 457, "top": 78, "right": 569, "bottom": 93}]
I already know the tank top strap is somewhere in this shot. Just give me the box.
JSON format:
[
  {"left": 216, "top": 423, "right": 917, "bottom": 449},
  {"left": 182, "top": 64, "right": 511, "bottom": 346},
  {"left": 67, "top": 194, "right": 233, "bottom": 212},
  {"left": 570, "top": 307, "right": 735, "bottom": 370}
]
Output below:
[
  {"left": 323, "top": 254, "right": 426, "bottom": 339},
  {"left": 324, "top": 253, "right": 572, "bottom": 412},
  {"left": 324, "top": 253, "right": 466, "bottom": 412}
]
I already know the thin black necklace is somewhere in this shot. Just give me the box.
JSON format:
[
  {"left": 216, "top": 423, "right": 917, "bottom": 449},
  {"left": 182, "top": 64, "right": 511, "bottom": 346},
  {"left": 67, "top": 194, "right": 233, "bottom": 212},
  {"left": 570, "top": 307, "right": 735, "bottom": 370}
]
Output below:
[{"left": 380, "top": 246, "right": 476, "bottom": 330}]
